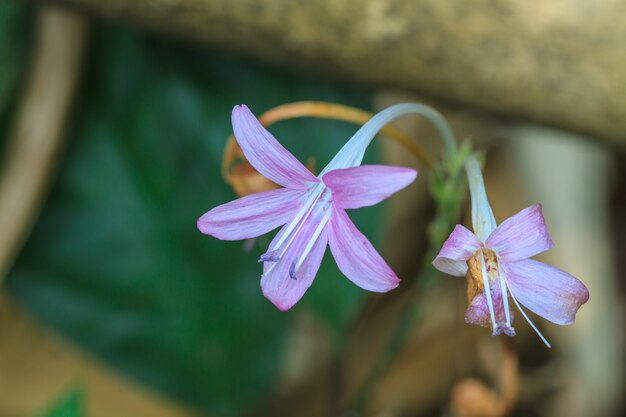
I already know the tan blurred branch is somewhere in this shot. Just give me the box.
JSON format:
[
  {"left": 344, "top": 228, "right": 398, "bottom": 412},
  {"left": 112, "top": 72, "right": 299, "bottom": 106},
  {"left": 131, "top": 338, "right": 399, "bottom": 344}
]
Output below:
[
  {"left": 0, "top": 292, "right": 199, "bottom": 417},
  {"left": 19, "top": 0, "right": 626, "bottom": 146},
  {"left": 0, "top": 6, "right": 88, "bottom": 283}
]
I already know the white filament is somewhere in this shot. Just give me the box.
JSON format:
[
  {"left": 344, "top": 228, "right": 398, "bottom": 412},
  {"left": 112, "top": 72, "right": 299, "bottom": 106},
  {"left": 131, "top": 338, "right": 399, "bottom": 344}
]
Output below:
[
  {"left": 295, "top": 209, "right": 332, "bottom": 271},
  {"left": 496, "top": 258, "right": 512, "bottom": 327},
  {"left": 480, "top": 252, "right": 498, "bottom": 333},
  {"left": 505, "top": 280, "right": 551, "bottom": 348},
  {"left": 264, "top": 187, "right": 331, "bottom": 276},
  {"left": 270, "top": 183, "right": 324, "bottom": 254}
]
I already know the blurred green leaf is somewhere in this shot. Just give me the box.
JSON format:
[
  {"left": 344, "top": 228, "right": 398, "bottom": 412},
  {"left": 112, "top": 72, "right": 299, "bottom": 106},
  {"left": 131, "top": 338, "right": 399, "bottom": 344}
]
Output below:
[
  {"left": 7, "top": 26, "right": 380, "bottom": 415},
  {"left": 0, "top": 0, "right": 31, "bottom": 117},
  {"left": 38, "top": 389, "right": 84, "bottom": 417}
]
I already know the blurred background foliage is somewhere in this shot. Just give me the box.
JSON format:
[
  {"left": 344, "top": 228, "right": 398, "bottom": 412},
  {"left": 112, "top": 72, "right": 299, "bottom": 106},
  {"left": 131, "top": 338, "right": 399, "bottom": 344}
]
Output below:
[
  {"left": 39, "top": 389, "right": 85, "bottom": 417},
  {"left": 0, "top": 0, "right": 30, "bottom": 135}
]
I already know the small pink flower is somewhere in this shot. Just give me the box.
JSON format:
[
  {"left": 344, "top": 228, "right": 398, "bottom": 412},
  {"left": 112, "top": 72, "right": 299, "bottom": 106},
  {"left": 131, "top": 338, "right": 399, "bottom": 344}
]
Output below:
[
  {"left": 198, "top": 104, "right": 418, "bottom": 310},
  {"left": 433, "top": 158, "right": 589, "bottom": 346}
]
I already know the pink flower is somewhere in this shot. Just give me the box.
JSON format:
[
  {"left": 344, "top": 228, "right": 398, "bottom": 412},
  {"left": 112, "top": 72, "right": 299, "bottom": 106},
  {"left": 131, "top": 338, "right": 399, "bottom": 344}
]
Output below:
[
  {"left": 433, "top": 158, "right": 589, "bottom": 346},
  {"left": 198, "top": 104, "right": 418, "bottom": 310}
]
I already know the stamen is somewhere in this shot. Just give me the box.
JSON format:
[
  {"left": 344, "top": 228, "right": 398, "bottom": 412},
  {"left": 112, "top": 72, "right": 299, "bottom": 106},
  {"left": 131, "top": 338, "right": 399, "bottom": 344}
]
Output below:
[
  {"left": 505, "top": 281, "right": 551, "bottom": 348},
  {"left": 259, "top": 251, "right": 280, "bottom": 263},
  {"left": 265, "top": 188, "right": 331, "bottom": 276},
  {"left": 493, "top": 323, "right": 516, "bottom": 337},
  {"left": 496, "top": 257, "right": 512, "bottom": 327},
  {"left": 295, "top": 209, "right": 332, "bottom": 270},
  {"left": 289, "top": 260, "right": 298, "bottom": 280},
  {"left": 480, "top": 251, "right": 498, "bottom": 334},
  {"left": 282, "top": 210, "right": 332, "bottom": 281},
  {"left": 271, "top": 184, "right": 324, "bottom": 251}
]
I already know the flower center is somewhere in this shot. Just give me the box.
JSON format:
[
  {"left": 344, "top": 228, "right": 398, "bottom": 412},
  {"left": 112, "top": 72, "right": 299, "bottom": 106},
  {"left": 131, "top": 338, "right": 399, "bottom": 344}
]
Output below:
[
  {"left": 259, "top": 184, "right": 332, "bottom": 279},
  {"left": 466, "top": 248, "right": 515, "bottom": 336}
]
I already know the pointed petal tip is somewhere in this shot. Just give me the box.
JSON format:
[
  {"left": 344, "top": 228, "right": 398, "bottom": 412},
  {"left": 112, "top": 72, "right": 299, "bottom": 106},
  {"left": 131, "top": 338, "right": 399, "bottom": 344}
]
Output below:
[
  {"left": 560, "top": 282, "right": 590, "bottom": 325},
  {"left": 230, "top": 103, "right": 318, "bottom": 189},
  {"left": 269, "top": 297, "right": 294, "bottom": 312},
  {"left": 328, "top": 207, "right": 401, "bottom": 292},
  {"left": 432, "top": 224, "right": 481, "bottom": 277},
  {"left": 368, "top": 275, "right": 401, "bottom": 293},
  {"left": 352, "top": 275, "right": 400, "bottom": 293},
  {"left": 196, "top": 215, "right": 211, "bottom": 235},
  {"left": 384, "top": 276, "right": 401, "bottom": 292},
  {"left": 391, "top": 165, "right": 418, "bottom": 185},
  {"left": 432, "top": 257, "right": 468, "bottom": 277},
  {"left": 261, "top": 282, "right": 297, "bottom": 311},
  {"left": 402, "top": 167, "right": 418, "bottom": 185},
  {"left": 231, "top": 104, "right": 253, "bottom": 126},
  {"left": 487, "top": 203, "right": 554, "bottom": 261},
  {"left": 197, "top": 211, "right": 223, "bottom": 238},
  {"left": 232, "top": 103, "right": 249, "bottom": 113},
  {"left": 530, "top": 203, "right": 555, "bottom": 249},
  {"left": 504, "top": 259, "right": 589, "bottom": 326},
  {"left": 581, "top": 286, "right": 590, "bottom": 304},
  {"left": 390, "top": 165, "right": 418, "bottom": 180},
  {"left": 259, "top": 217, "right": 328, "bottom": 312}
]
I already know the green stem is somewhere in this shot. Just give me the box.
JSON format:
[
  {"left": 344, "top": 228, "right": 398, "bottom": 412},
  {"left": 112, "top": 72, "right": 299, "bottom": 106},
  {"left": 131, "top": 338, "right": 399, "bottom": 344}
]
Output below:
[{"left": 344, "top": 116, "right": 469, "bottom": 415}]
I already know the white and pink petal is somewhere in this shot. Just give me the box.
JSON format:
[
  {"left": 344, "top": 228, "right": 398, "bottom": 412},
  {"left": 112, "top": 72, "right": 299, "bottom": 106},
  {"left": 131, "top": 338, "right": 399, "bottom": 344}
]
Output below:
[
  {"left": 432, "top": 225, "right": 482, "bottom": 277},
  {"left": 232, "top": 105, "right": 318, "bottom": 189},
  {"left": 486, "top": 204, "right": 554, "bottom": 262},
  {"left": 197, "top": 187, "right": 307, "bottom": 240},
  {"left": 503, "top": 259, "right": 589, "bottom": 326},
  {"left": 464, "top": 284, "right": 514, "bottom": 334},
  {"left": 322, "top": 165, "right": 417, "bottom": 209},
  {"left": 260, "top": 204, "right": 330, "bottom": 311},
  {"left": 328, "top": 206, "right": 399, "bottom": 292}
]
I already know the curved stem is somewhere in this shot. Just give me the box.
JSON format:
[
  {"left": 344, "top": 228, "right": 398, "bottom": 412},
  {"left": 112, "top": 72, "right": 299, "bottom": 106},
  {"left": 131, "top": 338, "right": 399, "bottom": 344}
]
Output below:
[
  {"left": 0, "top": 7, "right": 88, "bottom": 285},
  {"left": 388, "top": 102, "right": 456, "bottom": 157},
  {"left": 222, "top": 101, "right": 450, "bottom": 185},
  {"left": 319, "top": 102, "right": 457, "bottom": 175}
]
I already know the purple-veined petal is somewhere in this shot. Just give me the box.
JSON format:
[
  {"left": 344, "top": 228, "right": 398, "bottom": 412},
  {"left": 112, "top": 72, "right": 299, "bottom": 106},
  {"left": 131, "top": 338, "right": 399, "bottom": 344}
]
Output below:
[
  {"left": 260, "top": 205, "right": 330, "bottom": 311},
  {"left": 328, "top": 206, "right": 399, "bottom": 292},
  {"left": 486, "top": 204, "right": 554, "bottom": 261},
  {"left": 232, "top": 105, "right": 318, "bottom": 189},
  {"left": 322, "top": 165, "right": 417, "bottom": 209},
  {"left": 503, "top": 259, "right": 589, "bottom": 325},
  {"left": 432, "top": 225, "right": 482, "bottom": 277},
  {"left": 197, "top": 187, "right": 307, "bottom": 240}
]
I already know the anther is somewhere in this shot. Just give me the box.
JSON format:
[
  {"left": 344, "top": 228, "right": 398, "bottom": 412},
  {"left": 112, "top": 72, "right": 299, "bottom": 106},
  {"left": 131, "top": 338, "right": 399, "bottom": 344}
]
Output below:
[
  {"left": 289, "top": 260, "right": 298, "bottom": 280},
  {"left": 259, "top": 251, "right": 280, "bottom": 263},
  {"left": 493, "top": 323, "right": 516, "bottom": 337}
]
